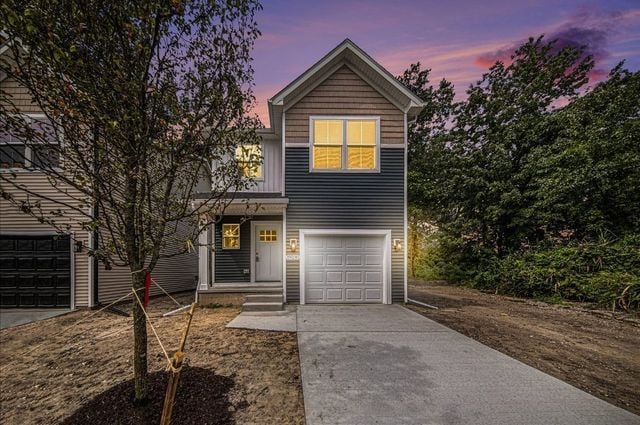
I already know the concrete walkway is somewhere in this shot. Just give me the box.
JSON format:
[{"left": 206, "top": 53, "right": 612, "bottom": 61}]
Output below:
[
  {"left": 0, "top": 309, "right": 71, "bottom": 329},
  {"left": 297, "top": 304, "right": 639, "bottom": 425}
]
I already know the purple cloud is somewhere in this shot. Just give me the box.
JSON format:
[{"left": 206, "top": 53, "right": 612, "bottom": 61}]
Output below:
[{"left": 475, "top": 8, "right": 640, "bottom": 81}]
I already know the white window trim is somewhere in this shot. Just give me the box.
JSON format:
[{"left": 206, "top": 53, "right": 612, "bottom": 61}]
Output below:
[
  {"left": 221, "top": 223, "right": 241, "bottom": 250},
  {"left": 0, "top": 113, "right": 62, "bottom": 172},
  {"left": 308, "top": 116, "right": 381, "bottom": 173},
  {"left": 298, "top": 229, "right": 392, "bottom": 305}
]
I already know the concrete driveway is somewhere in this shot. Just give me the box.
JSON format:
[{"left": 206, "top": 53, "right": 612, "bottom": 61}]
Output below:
[
  {"left": 0, "top": 309, "right": 71, "bottom": 329},
  {"left": 297, "top": 305, "right": 639, "bottom": 425}
]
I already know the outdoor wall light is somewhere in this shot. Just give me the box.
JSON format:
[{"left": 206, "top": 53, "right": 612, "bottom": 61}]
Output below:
[
  {"left": 289, "top": 238, "right": 298, "bottom": 252},
  {"left": 393, "top": 239, "right": 403, "bottom": 252},
  {"left": 74, "top": 240, "right": 84, "bottom": 253}
]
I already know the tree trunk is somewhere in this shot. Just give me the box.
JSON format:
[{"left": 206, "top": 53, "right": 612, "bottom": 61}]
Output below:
[{"left": 132, "top": 269, "right": 148, "bottom": 403}]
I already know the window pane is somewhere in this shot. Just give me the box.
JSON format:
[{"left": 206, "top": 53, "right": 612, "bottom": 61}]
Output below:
[
  {"left": 313, "top": 146, "right": 342, "bottom": 169},
  {"left": 347, "top": 120, "right": 376, "bottom": 146},
  {"left": 314, "top": 120, "right": 342, "bottom": 145},
  {"left": 222, "top": 224, "right": 240, "bottom": 249},
  {"left": 31, "top": 145, "right": 60, "bottom": 169},
  {"left": 31, "top": 118, "right": 57, "bottom": 143},
  {"left": 0, "top": 144, "right": 26, "bottom": 169},
  {"left": 347, "top": 146, "right": 376, "bottom": 170},
  {"left": 235, "top": 144, "right": 262, "bottom": 178}
]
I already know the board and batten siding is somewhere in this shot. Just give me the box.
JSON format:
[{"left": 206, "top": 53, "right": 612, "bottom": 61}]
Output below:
[
  {"left": 284, "top": 148, "right": 405, "bottom": 303},
  {"left": 0, "top": 173, "right": 91, "bottom": 307},
  {"left": 210, "top": 138, "right": 282, "bottom": 194},
  {"left": 285, "top": 65, "right": 404, "bottom": 145},
  {"left": 247, "top": 139, "right": 281, "bottom": 193}
]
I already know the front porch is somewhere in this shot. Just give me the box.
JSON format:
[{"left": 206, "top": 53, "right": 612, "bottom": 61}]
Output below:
[{"left": 196, "top": 197, "right": 288, "bottom": 311}]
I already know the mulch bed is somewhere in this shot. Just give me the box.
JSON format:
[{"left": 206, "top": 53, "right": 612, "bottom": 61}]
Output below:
[{"left": 61, "top": 366, "right": 234, "bottom": 425}]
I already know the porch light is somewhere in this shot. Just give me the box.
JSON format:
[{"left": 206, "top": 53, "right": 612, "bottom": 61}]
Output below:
[
  {"left": 289, "top": 238, "right": 298, "bottom": 252},
  {"left": 393, "top": 239, "right": 403, "bottom": 252}
]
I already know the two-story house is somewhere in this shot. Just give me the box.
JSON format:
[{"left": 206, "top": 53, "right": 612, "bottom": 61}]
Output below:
[
  {"left": 0, "top": 40, "right": 198, "bottom": 311},
  {"left": 196, "top": 39, "right": 425, "bottom": 309}
]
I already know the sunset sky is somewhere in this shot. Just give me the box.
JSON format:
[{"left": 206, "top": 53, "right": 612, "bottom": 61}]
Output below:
[{"left": 250, "top": 0, "right": 640, "bottom": 125}]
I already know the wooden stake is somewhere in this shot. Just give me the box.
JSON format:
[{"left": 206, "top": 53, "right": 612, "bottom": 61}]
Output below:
[{"left": 160, "top": 302, "right": 197, "bottom": 425}]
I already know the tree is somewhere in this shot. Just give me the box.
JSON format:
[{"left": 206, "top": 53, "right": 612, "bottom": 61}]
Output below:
[
  {"left": 526, "top": 64, "right": 640, "bottom": 238},
  {"left": 0, "top": 0, "right": 262, "bottom": 402},
  {"left": 413, "top": 36, "right": 594, "bottom": 254}
]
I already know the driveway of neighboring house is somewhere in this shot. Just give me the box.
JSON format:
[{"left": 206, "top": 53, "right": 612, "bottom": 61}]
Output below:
[
  {"left": 296, "top": 304, "right": 639, "bottom": 425},
  {"left": 0, "top": 309, "right": 71, "bottom": 329}
]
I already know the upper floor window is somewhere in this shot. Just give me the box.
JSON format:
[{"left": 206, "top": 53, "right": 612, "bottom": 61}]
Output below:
[
  {"left": 311, "top": 117, "right": 378, "bottom": 171},
  {"left": 235, "top": 143, "right": 263, "bottom": 179},
  {"left": 0, "top": 115, "right": 60, "bottom": 170}
]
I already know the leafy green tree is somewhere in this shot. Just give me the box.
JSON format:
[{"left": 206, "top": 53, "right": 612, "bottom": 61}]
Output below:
[
  {"left": 526, "top": 65, "right": 640, "bottom": 237},
  {"left": 0, "top": 0, "right": 261, "bottom": 402},
  {"left": 417, "top": 36, "right": 594, "bottom": 254}
]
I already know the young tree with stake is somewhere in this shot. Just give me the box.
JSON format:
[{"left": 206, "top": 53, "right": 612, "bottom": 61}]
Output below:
[{"left": 0, "top": 0, "right": 262, "bottom": 402}]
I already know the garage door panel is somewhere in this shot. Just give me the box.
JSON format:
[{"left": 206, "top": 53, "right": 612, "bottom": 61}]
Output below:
[
  {"left": 365, "top": 289, "right": 382, "bottom": 300},
  {"left": 326, "top": 288, "right": 344, "bottom": 300},
  {"left": 307, "top": 288, "right": 324, "bottom": 302},
  {"left": 307, "top": 271, "right": 324, "bottom": 284},
  {"left": 304, "top": 234, "right": 385, "bottom": 304},
  {"left": 345, "top": 288, "right": 363, "bottom": 301},
  {"left": 365, "top": 255, "right": 382, "bottom": 266},
  {"left": 326, "top": 271, "right": 343, "bottom": 283},
  {"left": 346, "top": 271, "right": 362, "bottom": 283},
  {"left": 326, "top": 254, "right": 343, "bottom": 265},
  {"left": 0, "top": 235, "right": 71, "bottom": 308},
  {"left": 345, "top": 238, "right": 363, "bottom": 249},
  {"left": 326, "top": 238, "right": 343, "bottom": 249},
  {"left": 365, "top": 271, "right": 382, "bottom": 284}
]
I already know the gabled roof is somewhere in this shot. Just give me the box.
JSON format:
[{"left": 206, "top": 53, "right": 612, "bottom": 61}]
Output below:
[{"left": 267, "top": 39, "right": 425, "bottom": 128}]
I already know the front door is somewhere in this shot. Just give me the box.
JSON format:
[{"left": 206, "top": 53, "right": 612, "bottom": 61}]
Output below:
[{"left": 254, "top": 223, "right": 282, "bottom": 282}]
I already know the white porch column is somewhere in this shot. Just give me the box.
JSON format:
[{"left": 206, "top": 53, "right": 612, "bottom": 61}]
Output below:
[{"left": 198, "top": 225, "right": 210, "bottom": 290}]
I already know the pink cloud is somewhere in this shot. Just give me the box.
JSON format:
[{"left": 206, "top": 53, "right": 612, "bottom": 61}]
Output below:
[{"left": 474, "top": 8, "right": 640, "bottom": 83}]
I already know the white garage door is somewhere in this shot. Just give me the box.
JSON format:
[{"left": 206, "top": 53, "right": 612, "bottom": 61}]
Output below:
[{"left": 304, "top": 234, "right": 385, "bottom": 303}]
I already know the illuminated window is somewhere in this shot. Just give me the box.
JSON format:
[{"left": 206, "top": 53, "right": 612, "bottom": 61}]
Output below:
[
  {"left": 222, "top": 224, "right": 240, "bottom": 249},
  {"left": 311, "top": 118, "right": 378, "bottom": 171},
  {"left": 312, "top": 120, "right": 343, "bottom": 170},
  {"left": 235, "top": 144, "right": 262, "bottom": 178},
  {"left": 259, "top": 229, "right": 278, "bottom": 242},
  {"left": 347, "top": 120, "right": 376, "bottom": 170}
]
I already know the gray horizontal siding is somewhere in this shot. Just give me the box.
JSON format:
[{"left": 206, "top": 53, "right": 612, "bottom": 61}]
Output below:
[
  {"left": 285, "top": 147, "right": 405, "bottom": 303},
  {"left": 214, "top": 215, "right": 282, "bottom": 283},
  {"left": 97, "top": 222, "right": 198, "bottom": 304}
]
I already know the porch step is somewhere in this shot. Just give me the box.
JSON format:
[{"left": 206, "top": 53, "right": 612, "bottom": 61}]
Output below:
[
  {"left": 245, "top": 294, "right": 283, "bottom": 303},
  {"left": 242, "top": 301, "right": 284, "bottom": 312}
]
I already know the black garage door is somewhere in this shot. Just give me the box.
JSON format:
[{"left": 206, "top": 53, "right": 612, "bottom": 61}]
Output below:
[{"left": 0, "top": 235, "right": 71, "bottom": 308}]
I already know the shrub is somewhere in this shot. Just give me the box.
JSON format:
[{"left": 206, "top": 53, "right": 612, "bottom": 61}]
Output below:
[{"left": 467, "top": 235, "right": 640, "bottom": 309}]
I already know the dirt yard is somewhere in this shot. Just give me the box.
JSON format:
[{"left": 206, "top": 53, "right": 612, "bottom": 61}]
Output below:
[
  {"left": 0, "top": 294, "right": 304, "bottom": 425},
  {"left": 408, "top": 279, "right": 640, "bottom": 416}
]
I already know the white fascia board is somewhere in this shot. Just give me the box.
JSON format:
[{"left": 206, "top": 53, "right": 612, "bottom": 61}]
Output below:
[{"left": 270, "top": 39, "right": 426, "bottom": 109}]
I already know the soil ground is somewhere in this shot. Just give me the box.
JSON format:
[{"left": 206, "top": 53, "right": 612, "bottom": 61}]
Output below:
[
  {"left": 0, "top": 294, "right": 305, "bottom": 425},
  {"left": 408, "top": 279, "right": 640, "bottom": 416}
]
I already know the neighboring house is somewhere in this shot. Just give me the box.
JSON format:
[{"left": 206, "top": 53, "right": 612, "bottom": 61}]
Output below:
[
  {"left": 195, "top": 39, "right": 425, "bottom": 308},
  {"left": 0, "top": 45, "right": 197, "bottom": 310}
]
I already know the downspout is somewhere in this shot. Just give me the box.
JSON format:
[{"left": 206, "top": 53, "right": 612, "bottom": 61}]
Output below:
[
  {"left": 92, "top": 125, "right": 100, "bottom": 306},
  {"left": 92, "top": 202, "right": 99, "bottom": 306}
]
